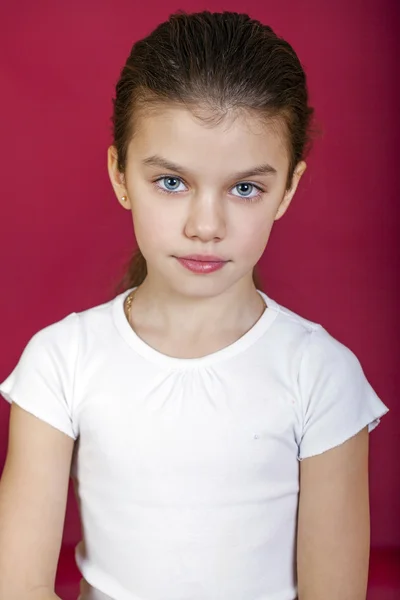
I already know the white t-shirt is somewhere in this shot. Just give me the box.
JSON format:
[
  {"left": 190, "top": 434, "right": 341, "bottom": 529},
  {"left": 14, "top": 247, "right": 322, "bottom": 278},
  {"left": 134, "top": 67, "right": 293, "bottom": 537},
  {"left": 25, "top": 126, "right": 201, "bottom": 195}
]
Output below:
[{"left": 0, "top": 288, "right": 389, "bottom": 600}]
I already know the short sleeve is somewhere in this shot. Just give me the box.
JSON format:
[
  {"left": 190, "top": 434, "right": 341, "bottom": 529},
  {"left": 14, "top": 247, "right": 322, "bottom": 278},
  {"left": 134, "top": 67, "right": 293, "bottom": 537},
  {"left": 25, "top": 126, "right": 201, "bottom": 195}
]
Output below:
[
  {"left": 297, "top": 325, "right": 389, "bottom": 461},
  {"left": 0, "top": 313, "right": 79, "bottom": 439}
]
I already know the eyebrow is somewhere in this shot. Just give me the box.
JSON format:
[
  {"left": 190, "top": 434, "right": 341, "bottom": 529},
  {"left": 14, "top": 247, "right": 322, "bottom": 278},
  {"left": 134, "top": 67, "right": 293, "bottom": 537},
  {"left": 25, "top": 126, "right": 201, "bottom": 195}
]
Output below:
[{"left": 142, "top": 154, "right": 278, "bottom": 179}]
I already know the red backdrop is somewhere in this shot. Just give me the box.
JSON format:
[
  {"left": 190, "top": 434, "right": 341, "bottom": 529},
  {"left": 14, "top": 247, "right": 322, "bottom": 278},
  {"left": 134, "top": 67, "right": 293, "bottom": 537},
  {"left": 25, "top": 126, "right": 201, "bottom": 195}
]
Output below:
[{"left": 0, "top": 0, "right": 398, "bottom": 556}]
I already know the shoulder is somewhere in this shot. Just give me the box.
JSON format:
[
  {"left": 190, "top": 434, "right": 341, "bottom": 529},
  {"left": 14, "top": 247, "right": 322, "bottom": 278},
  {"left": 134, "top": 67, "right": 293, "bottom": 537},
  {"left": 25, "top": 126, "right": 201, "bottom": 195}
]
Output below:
[
  {"left": 264, "top": 294, "right": 321, "bottom": 345},
  {"left": 266, "top": 293, "right": 355, "bottom": 358},
  {"left": 266, "top": 296, "right": 320, "bottom": 333},
  {"left": 263, "top": 294, "right": 363, "bottom": 389},
  {"left": 0, "top": 294, "right": 125, "bottom": 436},
  {"left": 14, "top": 293, "right": 124, "bottom": 370},
  {"left": 35, "top": 292, "right": 122, "bottom": 341},
  {"left": 300, "top": 324, "right": 362, "bottom": 382},
  {"left": 11, "top": 312, "right": 80, "bottom": 377},
  {"left": 267, "top": 299, "right": 390, "bottom": 461}
]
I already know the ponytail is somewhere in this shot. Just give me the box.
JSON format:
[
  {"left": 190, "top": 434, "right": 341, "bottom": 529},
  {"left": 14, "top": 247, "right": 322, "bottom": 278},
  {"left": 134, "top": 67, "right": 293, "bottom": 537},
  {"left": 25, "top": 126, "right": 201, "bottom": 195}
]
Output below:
[
  {"left": 117, "top": 248, "right": 263, "bottom": 293},
  {"left": 252, "top": 266, "right": 263, "bottom": 291},
  {"left": 116, "top": 248, "right": 147, "bottom": 293}
]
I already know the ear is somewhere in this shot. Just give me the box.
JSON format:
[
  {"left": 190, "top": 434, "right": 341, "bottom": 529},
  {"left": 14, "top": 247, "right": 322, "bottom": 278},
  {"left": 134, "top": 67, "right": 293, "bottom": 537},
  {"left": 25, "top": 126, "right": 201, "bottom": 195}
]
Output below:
[
  {"left": 275, "top": 160, "right": 307, "bottom": 221},
  {"left": 107, "top": 145, "right": 131, "bottom": 210}
]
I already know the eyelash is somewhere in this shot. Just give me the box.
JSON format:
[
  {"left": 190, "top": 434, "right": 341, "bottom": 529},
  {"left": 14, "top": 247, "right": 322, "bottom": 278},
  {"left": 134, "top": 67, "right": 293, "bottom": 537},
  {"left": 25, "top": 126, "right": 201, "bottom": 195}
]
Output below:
[{"left": 152, "top": 176, "right": 265, "bottom": 202}]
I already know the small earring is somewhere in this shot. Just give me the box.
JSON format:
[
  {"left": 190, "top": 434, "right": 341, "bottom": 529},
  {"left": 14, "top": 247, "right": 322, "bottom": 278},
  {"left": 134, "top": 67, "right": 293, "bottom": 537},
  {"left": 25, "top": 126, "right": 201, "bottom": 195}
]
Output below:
[{"left": 121, "top": 196, "right": 127, "bottom": 202}]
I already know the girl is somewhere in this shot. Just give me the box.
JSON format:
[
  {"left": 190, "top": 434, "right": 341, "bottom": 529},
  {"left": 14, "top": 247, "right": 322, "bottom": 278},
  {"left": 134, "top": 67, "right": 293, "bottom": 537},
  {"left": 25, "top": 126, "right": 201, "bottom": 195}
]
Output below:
[{"left": 0, "top": 10, "right": 389, "bottom": 600}]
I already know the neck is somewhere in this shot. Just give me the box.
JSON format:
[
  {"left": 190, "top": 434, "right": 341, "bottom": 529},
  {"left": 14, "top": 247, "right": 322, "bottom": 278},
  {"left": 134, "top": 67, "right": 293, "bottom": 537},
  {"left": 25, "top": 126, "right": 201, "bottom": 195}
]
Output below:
[{"left": 128, "top": 276, "right": 265, "bottom": 338}]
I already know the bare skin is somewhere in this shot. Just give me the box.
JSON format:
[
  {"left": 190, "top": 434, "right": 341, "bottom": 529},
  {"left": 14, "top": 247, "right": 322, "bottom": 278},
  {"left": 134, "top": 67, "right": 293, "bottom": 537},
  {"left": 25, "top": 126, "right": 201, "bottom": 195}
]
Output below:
[
  {"left": 297, "top": 426, "right": 370, "bottom": 600},
  {"left": 108, "top": 105, "right": 306, "bottom": 359},
  {"left": 0, "top": 404, "right": 72, "bottom": 600}
]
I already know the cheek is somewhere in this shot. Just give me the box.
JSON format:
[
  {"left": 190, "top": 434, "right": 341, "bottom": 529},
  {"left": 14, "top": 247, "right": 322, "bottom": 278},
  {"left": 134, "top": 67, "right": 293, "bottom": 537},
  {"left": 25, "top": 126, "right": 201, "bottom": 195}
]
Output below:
[
  {"left": 233, "top": 210, "right": 275, "bottom": 259},
  {"left": 131, "top": 197, "right": 176, "bottom": 252}
]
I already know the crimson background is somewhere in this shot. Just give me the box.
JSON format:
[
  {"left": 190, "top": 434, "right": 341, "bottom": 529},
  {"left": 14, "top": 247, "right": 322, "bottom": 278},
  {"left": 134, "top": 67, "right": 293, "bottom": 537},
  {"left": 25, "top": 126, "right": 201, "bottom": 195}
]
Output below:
[{"left": 0, "top": 0, "right": 399, "bottom": 590}]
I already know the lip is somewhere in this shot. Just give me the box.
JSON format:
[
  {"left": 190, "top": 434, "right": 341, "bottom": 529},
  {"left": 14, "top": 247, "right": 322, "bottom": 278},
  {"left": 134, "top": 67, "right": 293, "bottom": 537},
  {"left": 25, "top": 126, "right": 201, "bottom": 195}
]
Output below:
[
  {"left": 175, "top": 255, "right": 228, "bottom": 274},
  {"left": 179, "top": 254, "right": 227, "bottom": 262}
]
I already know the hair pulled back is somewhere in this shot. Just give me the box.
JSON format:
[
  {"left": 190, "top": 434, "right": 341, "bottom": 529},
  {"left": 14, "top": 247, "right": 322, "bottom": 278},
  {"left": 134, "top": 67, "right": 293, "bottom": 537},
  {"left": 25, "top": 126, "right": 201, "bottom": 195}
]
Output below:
[{"left": 112, "top": 11, "right": 314, "bottom": 291}]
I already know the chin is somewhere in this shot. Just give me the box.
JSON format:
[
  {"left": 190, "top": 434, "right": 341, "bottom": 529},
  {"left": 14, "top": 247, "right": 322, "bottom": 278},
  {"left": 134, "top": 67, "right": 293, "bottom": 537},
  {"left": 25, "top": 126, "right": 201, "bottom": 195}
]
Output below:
[{"left": 174, "top": 275, "right": 250, "bottom": 301}]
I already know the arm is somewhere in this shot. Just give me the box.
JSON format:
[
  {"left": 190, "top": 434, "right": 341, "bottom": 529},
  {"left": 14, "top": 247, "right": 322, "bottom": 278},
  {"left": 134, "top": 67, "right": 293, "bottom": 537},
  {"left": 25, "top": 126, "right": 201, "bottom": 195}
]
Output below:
[
  {"left": 0, "top": 403, "right": 75, "bottom": 600},
  {"left": 297, "top": 426, "right": 370, "bottom": 600}
]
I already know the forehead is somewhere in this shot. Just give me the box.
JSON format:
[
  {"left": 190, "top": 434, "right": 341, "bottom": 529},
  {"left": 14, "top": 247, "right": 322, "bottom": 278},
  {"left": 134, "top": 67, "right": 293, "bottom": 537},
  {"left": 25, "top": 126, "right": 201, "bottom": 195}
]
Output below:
[{"left": 128, "top": 104, "right": 289, "bottom": 174}]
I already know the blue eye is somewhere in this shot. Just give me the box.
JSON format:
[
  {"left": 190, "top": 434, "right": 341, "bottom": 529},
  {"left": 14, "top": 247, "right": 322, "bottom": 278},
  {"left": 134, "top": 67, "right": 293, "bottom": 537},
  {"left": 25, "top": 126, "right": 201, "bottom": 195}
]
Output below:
[
  {"left": 231, "top": 182, "right": 262, "bottom": 199},
  {"left": 155, "top": 176, "right": 187, "bottom": 193}
]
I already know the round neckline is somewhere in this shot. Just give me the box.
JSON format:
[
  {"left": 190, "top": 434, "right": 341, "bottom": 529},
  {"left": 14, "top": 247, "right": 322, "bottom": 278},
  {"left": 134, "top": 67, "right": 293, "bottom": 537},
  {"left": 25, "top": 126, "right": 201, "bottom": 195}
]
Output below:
[{"left": 112, "top": 287, "right": 279, "bottom": 369}]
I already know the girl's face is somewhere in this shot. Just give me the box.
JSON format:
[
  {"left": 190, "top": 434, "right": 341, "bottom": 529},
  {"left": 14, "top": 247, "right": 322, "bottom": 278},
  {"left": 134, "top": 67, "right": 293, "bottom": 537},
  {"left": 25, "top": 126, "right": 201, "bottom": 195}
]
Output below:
[{"left": 108, "top": 104, "right": 306, "bottom": 298}]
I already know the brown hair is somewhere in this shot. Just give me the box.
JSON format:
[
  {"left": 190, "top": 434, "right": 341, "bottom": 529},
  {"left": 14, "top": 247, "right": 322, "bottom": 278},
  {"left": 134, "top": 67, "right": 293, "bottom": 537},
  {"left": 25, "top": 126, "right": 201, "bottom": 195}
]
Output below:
[{"left": 112, "top": 10, "right": 315, "bottom": 293}]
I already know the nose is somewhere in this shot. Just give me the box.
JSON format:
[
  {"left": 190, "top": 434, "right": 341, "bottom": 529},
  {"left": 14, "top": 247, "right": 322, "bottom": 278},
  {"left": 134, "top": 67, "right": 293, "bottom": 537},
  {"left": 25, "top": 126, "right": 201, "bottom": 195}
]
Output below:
[{"left": 184, "top": 192, "right": 226, "bottom": 242}]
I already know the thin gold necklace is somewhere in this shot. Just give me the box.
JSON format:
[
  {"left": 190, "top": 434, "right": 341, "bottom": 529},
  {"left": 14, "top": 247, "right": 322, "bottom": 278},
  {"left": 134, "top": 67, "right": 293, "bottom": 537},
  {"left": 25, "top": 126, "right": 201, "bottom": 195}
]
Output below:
[
  {"left": 124, "top": 290, "right": 135, "bottom": 323},
  {"left": 124, "top": 288, "right": 267, "bottom": 326}
]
